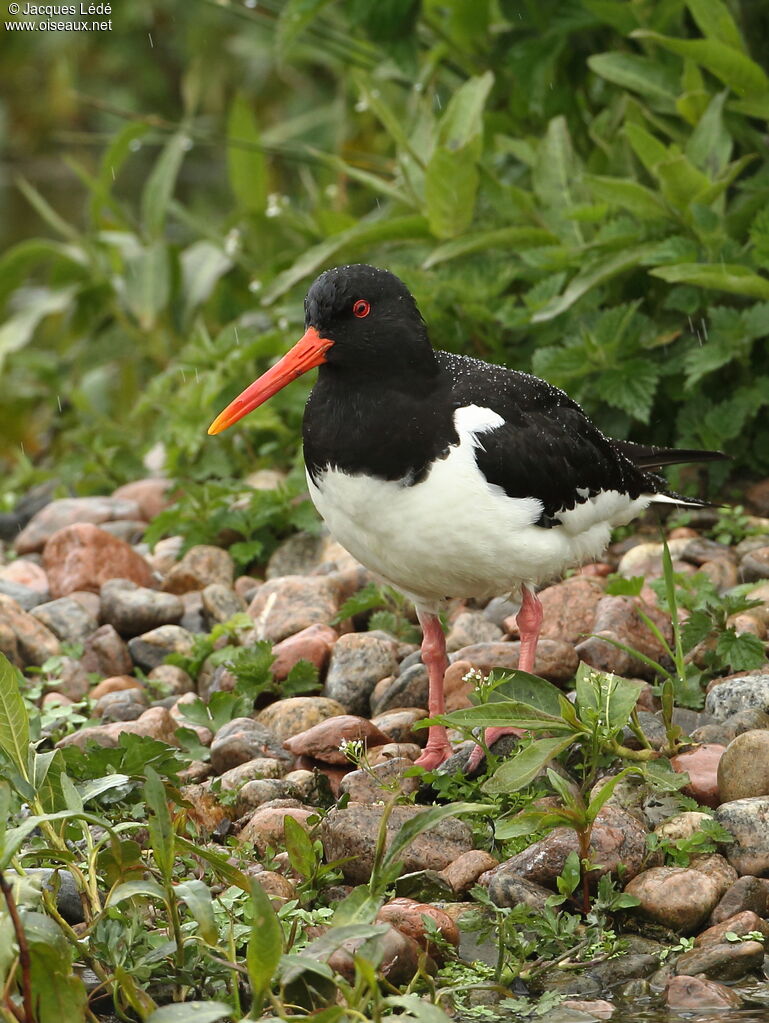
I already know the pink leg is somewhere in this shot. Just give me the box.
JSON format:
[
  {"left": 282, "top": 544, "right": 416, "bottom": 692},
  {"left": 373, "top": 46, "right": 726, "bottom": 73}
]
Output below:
[
  {"left": 414, "top": 610, "right": 454, "bottom": 769},
  {"left": 467, "top": 586, "right": 543, "bottom": 771}
]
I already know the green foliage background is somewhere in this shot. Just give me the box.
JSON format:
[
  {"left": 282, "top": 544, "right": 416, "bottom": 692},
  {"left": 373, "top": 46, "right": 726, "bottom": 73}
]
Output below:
[{"left": 2, "top": 0, "right": 769, "bottom": 502}]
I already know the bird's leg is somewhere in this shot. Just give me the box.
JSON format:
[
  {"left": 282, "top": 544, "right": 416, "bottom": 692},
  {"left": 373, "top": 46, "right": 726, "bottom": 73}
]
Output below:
[
  {"left": 467, "top": 585, "right": 543, "bottom": 771},
  {"left": 414, "top": 610, "right": 454, "bottom": 769}
]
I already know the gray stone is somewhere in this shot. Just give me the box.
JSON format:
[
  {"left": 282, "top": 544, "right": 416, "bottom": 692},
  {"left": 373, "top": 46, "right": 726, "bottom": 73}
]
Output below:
[
  {"left": 31, "top": 596, "right": 98, "bottom": 644},
  {"left": 201, "top": 583, "right": 244, "bottom": 626},
  {"left": 94, "top": 687, "right": 149, "bottom": 722},
  {"left": 27, "top": 868, "right": 84, "bottom": 924},
  {"left": 324, "top": 632, "right": 398, "bottom": 715},
  {"left": 100, "top": 578, "right": 183, "bottom": 637},
  {"left": 445, "top": 611, "right": 503, "bottom": 653},
  {"left": 209, "top": 718, "right": 290, "bottom": 774},
  {"left": 266, "top": 532, "right": 325, "bottom": 579},
  {"left": 81, "top": 624, "right": 133, "bottom": 677},
  {"left": 705, "top": 674, "right": 769, "bottom": 721},
  {"left": 127, "top": 624, "right": 195, "bottom": 671},
  {"left": 715, "top": 797, "right": 769, "bottom": 876},
  {"left": 487, "top": 873, "right": 553, "bottom": 911},
  {"left": 0, "top": 579, "right": 45, "bottom": 611},
  {"left": 718, "top": 729, "right": 769, "bottom": 802},
  {"left": 675, "top": 940, "right": 764, "bottom": 981},
  {"left": 370, "top": 662, "right": 428, "bottom": 716}
]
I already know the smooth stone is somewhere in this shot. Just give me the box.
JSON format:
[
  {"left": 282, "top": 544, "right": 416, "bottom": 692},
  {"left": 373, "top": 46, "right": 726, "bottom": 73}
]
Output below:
[
  {"left": 698, "top": 909, "right": 769, "bottom": 945},
  {"left": 89, "top": 675, "right": 143, "bottom": 700},
  {"left": 235, "top": 779, "right": 298, "bottom": 815},
  {"left": 210, "top": 718, "right": 289, "bottom": 774},
  {"left": 718, "top": 730, "right": 769, "bottom": 802},
  {"left": 0, "top": 579, "right": 45, "bottom": 611},
  {"left": 45, "top": 656, "right": 90, "bottom": 701},
  {"left": 100, "top": 578, "right": 183, "bottom": 637},
  {"left": 94, "top": 687, "right": 148, "bottom": 722},
  {"left": 266, "top": 532, "right": 325, "bottom": 579},
  {"left": 0, "top": 593, "right": 60, "bottom": 667},
  {"left": 675, "top": 940, "right": 764, "bottom": 981},
  {"left": 282, "top": 715, "right": 392, "bottom": 764},
  {"left": 715, "top": 797, "right": 769, "bottom": 875},
  {"left": 324, "top": 632, "right": 398, "bottom": 715},
  {"left": 270, "top": 623, "right": 338, "bottom": 681},
  {"left": 14, "top": 496, "right": 143, "bottom": 554},
  {"left": 127, "top": 624, "right": 196, "bottom": 671},
  {"left": 163, "top": 544, "right": 235, "bottom": 594},
  {"left": 670, "top": 744, "right": 725, "bottom": 808},
  {"left": 450, "top": 639, "right": 578, "bottom": 683},
  {"left": 246, "top": 575, "right": 341, "bottom": 643},
  {"left": 487, "top": 873, "right": 553, "bottom": 911},
  {"left": 237, "top": 805, "right": 314, "bottom": 855},
  {"left": 112, "top": 478, "right": 172, "bottom": 521},
  {"left": 741, "top": 546, "right": 769, "bottom": 582},
  {"left": 29, "top": 596, "right": 97, "bottom": 645},
  {"left": 0, "top": 558, "right": 50, "bottom": 593},
  {"left": 624, "top": 867, "right": 720, "bottom": 933},
  {"left": 218, "top": 758, "right": 289, "bottom": 789},
  {"left": 705, "top": 674, "right": 769, "bottom": 721},
  {"left": 80, "top": 624, "right": 133, "bottom": 677},
  {"left": 664, "top": 975, "right": 742, "bottom": 1010},
  {"left": 445, "top": 611, "right": 503, "bottom": 652},
  {"left": 370, "top": 708, "right": 428, "bottom": 745},
  {"left": 43, "top": 523, "right": 153, "bottom": 598},
  {"left": 256, "top": 696, "right": 346, "bottom": 742},
  {"left": 438, "top": 850, "right": 499, "bottom": 895},
  {"left": 575, "top": 596, "right": 672, "bottom": 680},
  {"left": 200, "top": 583, "right": 245, "bottom": 626},
  {"left": 533, "top": 576, "right": 606, "bottom": 645},
  {"left": 376, "top": 897, "right": 459, "bottom": 960},
  {"left": 147, "top": 664, "right": 195, "bottom": 695},
  {"left": 339, "top": 757, "right": 421, "bottom": 803},
  {"left": 326, "top": 923, "right": 426, "bottom": 984},
  {"left": 710, "top": 875, "right": 769, "bottom": 922},
  {"left": 689, "top": 855, "right": 739, "bottom": 900},
  {"left": 27, "top": 868, "right": 84, "bottom": 924},
  {"left": 370, "top": 663, "right": 428, "bottom": 716}
]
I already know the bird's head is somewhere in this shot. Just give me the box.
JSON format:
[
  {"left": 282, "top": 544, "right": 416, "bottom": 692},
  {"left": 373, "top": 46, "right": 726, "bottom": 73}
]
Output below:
[{"left": 208, "top": 264, "right": 431, "bottom": 435}]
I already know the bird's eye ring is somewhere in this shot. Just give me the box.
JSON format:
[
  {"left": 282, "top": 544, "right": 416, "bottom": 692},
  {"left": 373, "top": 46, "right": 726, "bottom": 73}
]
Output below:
[{"left": 353, "top": 299, "right": 370, "bottom": 318}]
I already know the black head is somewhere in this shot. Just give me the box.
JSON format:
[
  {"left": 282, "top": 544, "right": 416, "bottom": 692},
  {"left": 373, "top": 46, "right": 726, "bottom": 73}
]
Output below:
[{"left": 304, "top": 264, "right": 436, "bottom": 375}]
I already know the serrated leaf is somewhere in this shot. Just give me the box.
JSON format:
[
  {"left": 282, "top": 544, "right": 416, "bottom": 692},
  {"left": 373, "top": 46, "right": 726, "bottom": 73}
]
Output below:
[
  {"left": 0, "top": 653, "right": 29, "bottom": 776},
  {"left": 425, "top": 145, "right": 479, "bottom": 238},
  {"left": 716, "top": 629, "right": 766, "bottom": 670},
  {"left": 483, "top": 735, "right": 576, "bottom": 794},
  {"left": 227, "top": 93, "right": 267, "bottom": 214}
]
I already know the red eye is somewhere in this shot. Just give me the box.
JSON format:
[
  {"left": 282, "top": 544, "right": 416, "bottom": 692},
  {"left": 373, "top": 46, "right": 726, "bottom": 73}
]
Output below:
[{"left": 353, "top": 299, "right": 370, "bottom": 318}]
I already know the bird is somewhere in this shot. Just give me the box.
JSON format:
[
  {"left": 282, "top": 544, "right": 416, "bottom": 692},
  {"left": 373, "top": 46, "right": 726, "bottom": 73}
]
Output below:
[{"left": 209, "top": 264, "right": 725, "bottom": 771}]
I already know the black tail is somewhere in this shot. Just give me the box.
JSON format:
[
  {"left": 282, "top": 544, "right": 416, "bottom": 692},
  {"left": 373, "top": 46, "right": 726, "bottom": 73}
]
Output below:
[{"left": 612, "top": 439, "right": 729, "bottom": 471}]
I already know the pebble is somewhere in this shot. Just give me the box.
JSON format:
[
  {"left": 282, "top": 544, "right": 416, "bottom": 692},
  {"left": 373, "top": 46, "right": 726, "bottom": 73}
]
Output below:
[
  {"left": 256, "top": 696, "right": 346, "bottom": 742},
  {"left": 44, "top": 523, "right": 155, "bottom": 598},
  {"left": 0, "top": 579, "right": 45, "bottom": 611},
  {"left": 94, "top": 688, "right": 148, "bottom": 722},
  {"left": 14, "top": 496, "right": 143, "bottom": 554},
  {"left": 146, "top": 535, "right": 184, "bottom": 575},
  {"left": 715, "top": 796, "right": 769, "bottom": 875},
  {"left": 339, "top": 758, "right": 421, "bottom": 802},
  {"left": 247, "top": 575, "right": 341, "bottom": 643},
  {"left": 437, "top": 850, "right": 499, "bottom": 894},
  {"left": 698, "top": 909, "right": 769, "bottom": 945},
  {"left": 533, "top": 576, "right": 606, "bottom": 644},
  {"left": 717, "top": 729, "right": 769, "bottom": 802},
  {"left": 282, "top": 715, "right": 392, "bottom": 764},
  {"left": 218, "top": 757, "right": 289, "bottom": 789},
  {"left": 270, "top": 623, "right": 337, "bottom": 680},
  {"left": 234, "top": 779, "right": 298, "bottom": 815},
  {"left": 0, "top": 593, "right": 61, "bottom": 667},
  {"left": 200, "top": 583, "right": 245, "bottom": 626},
  {"left": 451, "top": 638, "right": 578, "bottom": 682},
  {"left": 46, "top": 656, "right": 90, "bottom": 700},
  {"left": 249, "top": 870, "right": 297, "bottom": 905},
  {"left": 624, "top": 867, "right": 721, "bottom": 932},
  {"left": 689, "top": 854, "right": 738, "bottom": 899},
  {"left": 320, "top": 804, "right": 474, "bottom": 884},
  {"left": 487, "top": 873, "right": 553, "bottom": 911},
  {"left": 100, "top": 579, "right": 184, "bottom": 636},
  {"left": 80, "top": 624, "right": 133, "bottom": 677},
  {"left": 741, "top": 545, "right": 769, "bottom": 582},
  {"left": 575, "top": 596, "right": 671, "bottom": 680},
  {"left": 653, "top": 811, "right": 712, "bottom": 843},
  {"left": 710, "top": 875, "right": 769, "bottom": 922},
  {"left": 705, "top": 673, "right": 769, "bottom": 720},
  {"left": 112, "top": 479, "right": 171, "bottom": 521},
  {"left": 375, "top": 897, "right": 459, "bottom": 960},
  {"left": 664, "top": 975, "right": 742, "bottom": 1010},
  {"left": 163, "top": 544, "right": 234, "bottom": 594},
  {"left": 324, "top": 632, "right": 398, "bottom": 715},
  {"left": 89, "top": 675, "right": 143, "bottom": 700},
  {"left": 0, "top": 558, "right": 50, "bottom": 593},
  {"left": 127, "top": 624, "right": 196, "bottom": 671},
  {"left": 327, "top": 923, "right": 425, "bottom": 984},
  {"left": 670, "top": 744, "right": 724, "bottom": 808},
  {"left": 370, "top": 708, "right": 428, "bottom": 745},
  {"left": 237, "top": 805, "right": 314, "bottom": 855},
  {"left": 674, "top": 939, "right": 764, "bottom": 981},
  {"left": 445, "top": 611, "right": 503, "bottom": 652},
  {"left": 209, "top": 718, "right": 289, "bottom": 774},
  {"left": 147, "top": 663, "right": 194, "bottom": 695},
  {"left": 370, "top": 663, "right": 428, "bottom": 716},
  {"left": 29, "top": 596, "right": 97, "bottom": 645},
  {"left": 266, "top": 532, "right": 325, "bottom": 579}
]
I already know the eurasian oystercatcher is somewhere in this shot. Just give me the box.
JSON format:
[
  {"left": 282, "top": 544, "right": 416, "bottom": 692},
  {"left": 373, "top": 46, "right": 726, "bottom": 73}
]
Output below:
[{"left": 209, "top": 264, "right": 725, "bottom": 770}]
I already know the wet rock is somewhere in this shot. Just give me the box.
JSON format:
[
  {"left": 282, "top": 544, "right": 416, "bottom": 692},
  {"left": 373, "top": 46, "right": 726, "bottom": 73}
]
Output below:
[
  {"left": 370, "top": 663, "right": 428, "bottom": 716},
  {"left": 127, "top": 624, "right": 195, "bottom": 671},
  {"left": 237, "top": 805, "right": 314, "bottom": 855},
  {"left": 100, "top": 579, "right": 183, "bottom": 637},
  {"left": 487, "top": 873, "right": 553, "bottom": 911},
  {"left": 741, "top": 545, "right": 769, "bottom": 583},
  {"left": 450, "top": 639, "right": 578, "bottom": 683},
  {"left": 147, "top": 664, "right": 194, "bottom": 696},
  {"left": 282, "top": 715, "right": 392, "bottom": 764},
  {"left": 670, "top": 744, "right": 724, "bottom": 808},
  {"left": 693, "top": 707, "right": 769, "bottom": 745},
  {"left": 27, "top": 868, "right": 84, "bottom": 924},
  {"left": 446, "top": 611, "right": 503, "bottom": 652},
  {"left": 327, "top": 923, "right": 425, "bottom": 984},
  {"left": 438, "top": 850, "right": 499, "bottom": 895},
  {"left": 718, "top": 730, "right": 769, "bottom": 802},
  {"left": 675, "top": 939, "right": 764, "bottom": 980},
  {"left": 689, "top": 855, "right": 739, "bottom": 899},
  {"left": 487, "top": 805, "right": 646, "bottom": 890},
  {"left": 710, "top": 875, "right": 769, "bottom": 923},
  {"left": 664, "top": 975, "right": 742, "bottom": 1010},
  {"left": 339, "top": 758, "right": 420, "bottom": 802},
  {"left": 43, "top": 524, "right": 154, "bottom": 598},
  {"left": 320, "top": 804, "right": 474, "bottom": 884},
  {"left": 270, "top": 623, "right": 337, "bottom": 681},
  {"left": 624, "top": 867, "right": 720, "bottom": 933},
  {"left": 370, "top": 708, "right": 428, "bottom": 745},
  {"left": 324, "top": 632, "right": 398, "bottom": 715},
  {"left": 200, "top": 583, "right": 244, "bottom": 627},
  {"left": 376, "top": 897, "right": 459, "bottom": 960},
  {"left": 210, "top": 718, "right": 289, "bottom": 774},
  {"left": 715, "top": 797, "right": 769, "bottom": 875},
  {"left": 533, "top": 576, "right": 606, "bottom": 645},
  {"left": 560, "top": 1000, "right": 615, "bottom": 1020},
  {"left": 29, "top": 596, "right": 97, "bottom": 645},
  {"left": 81, "top": 624, "right": 133, "bottom": 677},
  {"left": 163, "top": 545, "right": 235, "bottom": 594},
  {"left": 112, "top": 479, "right": 171, "bottom": 521},
  {"left": 575, "top": 596, "right": 672, "bottom": 680},
  {"left": 0, "top": 593, "right": 61, "bottom": 666},
  {"left": 247, "top": 575, "right": 341, "bottom": 643},
  {"left": 705, "top": 674, "right": 769, "bottom": 720},
  {"left": 698, "top": 910, "right": 769, "bottom": 945},
  {"left": 256, "top": 696, "right": 346, "bottom": 742},
  {"left": 95, "top": 687, "right": 148, "bottom": 722},
  {"left": 14, "top": 496, "right": 143, "bottom": 554}
]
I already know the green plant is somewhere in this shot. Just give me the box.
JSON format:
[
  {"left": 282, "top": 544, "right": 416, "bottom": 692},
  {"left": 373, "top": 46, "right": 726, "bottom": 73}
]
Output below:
[
  {"left": 334, "top": 582, "right": 422, "bottom": 643},
  {"left": 647, "top": 815, "right": 734, "bottom": 866}
]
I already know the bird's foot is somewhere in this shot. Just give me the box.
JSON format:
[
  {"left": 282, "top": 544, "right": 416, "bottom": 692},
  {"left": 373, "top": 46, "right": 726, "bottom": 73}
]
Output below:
[
  {"left": 414, "top": 741, "right": 455, "bottom": 770},
  {"left": 467, "top": 726, "right": 525, "bottom": 773}
]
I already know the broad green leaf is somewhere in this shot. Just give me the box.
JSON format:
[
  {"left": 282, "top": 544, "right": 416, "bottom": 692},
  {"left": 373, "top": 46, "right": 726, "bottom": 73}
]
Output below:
[
  {"left": 122, "top": 241, "right": 170, "bottom": 331},
  {"left": 581, "top": 0, "right": 638, "bottom": 33},
  {"left": 584, "top": 175, "right": 668, "bottom": 219},
  {"left": 77, "top": 774, "right": 131, "bottom": 803},
  {"left": 606, "top": 678, "right": 645, "bottom": 732},
  {"left": 650, "top": 263, "right": 769, "bottom": 299},
  {"left": 483, "top": 735, "right": 577, "bottom": 794},
  {"left": 106, "top": 879, "right": 167, "bottom": 906},
  {"left": 260, "top": 214, "right": 430, "bottom": 303},
  {"left": 588, "top": 768, "right": 638, "bottom": 820},
  {"left": 485, "top": 671, "right": 565, "bottom": 717},
  {"left": 330, "top": 884, "right": 382, "bottom": 925},
  {"left": 143, "top": 767, "right": 175, "bottom": 881},
  {"left": 624, "top": 123, "right": 669, "bottom": 174},
  {"left": 0, "top": 238, "right": 87, "bottom": 306},
  {"left": 175, "top": 879, "right": 217, "bottom": 944},
  {"left": 0, "top": 653, "right": 29, "bottom": 776},
  {"left": 716, "top": 630, "right": 766, "bottom": 671},
  {"left": 386, "top": 994, "right": 455, "bottom": 1023},
  {"left": 284, "top": 813, "right": 317, "bottom": 879},
  {"left": 437, "top": 71, "right": 494, "bottom": 151},
  {"left": 299, "top": 923, "right": 387, "bottom": 961},
  {"left": 181, "top": 241, "right": 232, "bottom": 320},
  {"left": 24, "top": 911, "right": 88, "bottom": 1023},
  {"left": 356, "top": 78, "right": 419, "bottom": 162},
  {"left": 588, "top": 53, "right": 677, "bottom": 107},
  {"left": 246, "top": 879, "right": 283, "bottom": 1000},
  {"left": 425, "top": 145, "right": 479, "bottom": 238},
  {"left": 631, "top": 31, "right": 769, "bottom": 98},
  {"left": 534, "top": 116, "right": 581, "bottom": 240},
  {"left": 175, "top": 835, "right": 251, "bottom": 893},
  {"left": 91, "top": 120, "right": 151, "bottom": 224},
  {"left": 531, "top": 244, "right": 660, "bottom": 322},
  {"left": 380, "top": 803, "right": 492, "bottom": 871},
  {"left": 227, "top": 93, "right": 267, "bottom": 214},
  {"left": 141, "top": 131, "right": 189, "bottom": 237},
  {"left": 494, "top": 810, "right": 557, "bottom": 839},
  {"left": 16, "top": 176, "right": 80, "bottom": 240},
  {"left": 423, "top": 226, "right": 557, "bottom": 268},
  {"left": 686, "top": 91, "right": 731, "bottom": 174},
  {"left": 147, "top": 1004, "right": 232, "bottom": 1023},
  {"left": 435, "top": 700, "right": 569, "bottom": 731},
  {"left": 0, "top": 286, "right": 77, "bottom": 373},
  {"left": 686, "top": 0, "right": 745, "bottom": 52},
  {"left": 656, "top": 153, "right": 711, "bottom": 210}
]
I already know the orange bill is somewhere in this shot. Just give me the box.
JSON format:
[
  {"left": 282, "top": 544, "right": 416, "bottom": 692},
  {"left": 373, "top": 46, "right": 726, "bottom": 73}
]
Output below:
[{"left": 208, "top": 327, "right": 333, "bottom": 435}]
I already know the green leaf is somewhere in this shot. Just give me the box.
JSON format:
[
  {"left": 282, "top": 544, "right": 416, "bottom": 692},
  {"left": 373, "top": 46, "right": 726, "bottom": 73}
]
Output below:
[
  {"left": 534, "top": 116, "right": 581, "bottom": 240},
  {"left": 0, "top": 653, "right": 29, "bottom": 777},
  {"left": 143, "top": 767, "right": 175, "bottom": 881},
  {"left": 141, "top": 131, "right": 189, "bottom": 237},
  {"left": 716, "top": 630, "right": 767, "bottom": 671},
  {"left": 588, "top": 53, "right": 677, "bottom": 106},
  {"left": 624, "top": 123, "right": 668, "bottom": 175},
  {"left": 656, "top": 153, "right": 712, "bottom": 210},
  {"left": 181, "top": 241, "right": 232, "bottom": 320},
  {"left": 686, "top": 91, "right": 732, "bottom": 174},
  {"left": 605, "top": 576, "right": 645, "bottom": 597},
  {"left": 437, "top": 700, "right": 569, "bottom": 731},
  {"left": 686, "top": 0, "right": 745, "bottom": 52},
  {"left": 584, "top": 175, "right": 668, "bottom": 219},
  {"left": 147, "top": 1003, "right": 232, "bottom": 1023},
  {"left": 276, "top": 0, "right": 334, "bottom": 53},
  {"left": 437, "top": 71, "right": 494, "bottom": 151},
  {"left": 284, "top": 813, "right": 317, "bottom": 879},
  {"left": 0, "top": 286, "right": 77, "bottom": 373},
  {"left": 649, "top": 263, "right": 769, "bottom": 299},
  {"left": 386, "top": 993, "right": 456, "bottom": 1023},
  {"left": 246, "top": 878, "right": 283, "bottom": 1004},
  {"left": 122, "top": 241, "right": 170, "bottom": 331},
  {"left": 485, "top": 671, "right": 565, "bottom": 717},
  {"left": 423, "top": 226, "right": 557, "bottom": 268},
  {"left": 227, "top": 93, "right": 267, "bottom": 214},
  {"left": 91, "top": 120, "right": 151, "bottom": 224},
  {"left": 380, "top": 803, "right": 492, "bottom": 872},
  {"left": 482, "top": 735, "right": 576, "bottom": 794},
  {"left": 16, "top": 176, "right": 80, "bottom": 241},
  {"left": 106, "top": 879, "right": 167, "bottom": 906},
  {"left": 600, "top": 358, "right": 660, "bottom": 422},
  {"left": 175, "top": 879, "right": 218, "bottom": 944},
  {"left": 425, "top": 145, "right": 479, "bottom": 238},
  {"left": 631, "top": 31, "right": 769, "bottom": 98}
]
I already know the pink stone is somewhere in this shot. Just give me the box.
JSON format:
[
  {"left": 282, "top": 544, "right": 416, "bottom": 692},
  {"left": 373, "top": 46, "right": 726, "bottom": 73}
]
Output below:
[
  {"left": 43, "top": 524, "right": 154, "bottom": 598},
  {"left": 0, "top": 559, "right": 49, "bottom": 593},
  {"left": 671, "top": 744, "right": 726, "bottom": 809},
  {"left": 271, "top": 623, "right": 338, "bottom": 681},
  {"left": 112, "top": 479, "right": 173, "bottom": 521}
]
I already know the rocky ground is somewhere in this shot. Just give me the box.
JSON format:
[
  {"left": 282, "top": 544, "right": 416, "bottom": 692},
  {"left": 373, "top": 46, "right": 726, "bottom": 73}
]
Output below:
[{"left": 3, "top": 475, "right": 769, "bottom": 1018}]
